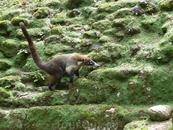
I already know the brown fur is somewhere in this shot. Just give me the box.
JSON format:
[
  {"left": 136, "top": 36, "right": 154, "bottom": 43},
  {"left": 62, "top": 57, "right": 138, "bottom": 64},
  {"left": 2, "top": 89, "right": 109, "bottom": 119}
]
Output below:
[{"left": 19, "top": 22, "right": 100, "bottom": 90}]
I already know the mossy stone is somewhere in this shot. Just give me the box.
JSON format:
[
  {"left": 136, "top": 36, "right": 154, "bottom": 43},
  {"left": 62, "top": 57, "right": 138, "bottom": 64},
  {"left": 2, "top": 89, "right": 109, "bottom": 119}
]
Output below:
[
  {"left": 17, "top": 27, "right": 50, "bottom": 40},
  {"left": 37, "top": 91, "right": 67, "bottom": 106},
  {"left": 34, "top": 7, "right": 50, "bottom": 18},
  {"left": 0, "top": 59, "right": 11, "bottom": 70},
  {"left": 65, "top": 0, "right": 93, "bottom": 9},
  {"left": 112, "top": 8, "right": 134, "bottom": 18},
  {"left": 160, "top": 0, "right": 173, "bottom": 11},
  {"left": 51, "top": 25, "right": 63, "bottom": 34},
  {"left": 0, "top": 9, "right": 20, "bottom": 20},
  {"left": 164, "top": 28, "right": 173, "bottom": 43},
  {"left": 88, "top": 43, "right": 124, "bottom": 62},
  {"left": 0, "top": 76, "right": 20, "bottom": 89},
  {"left": 14, "top": 49, "right": 29, "bottom": 67},
  {"left": 44, "top": 1, "right": 62, "bottom": 9},
  {"left": 11, "top": 17, "right": 27, "bottom": 26},
  {"left": 28, "top": 19, "right": 49, "bottom": 28},
  {"left": 140, "top": 15, "right": 162, "bottom": 32},
  {"left": 44, "top": 35, "right": 59, "bottom": 45},
  {"left": 67, "top": 9, "right": 80, "bottom": 18},
  {"left": 92, "top": 19, "right": 111, "bottom": 31},
  {"left": 0, "top": 20, "right": 10, "bottom": 36},
  {"left": 51, "top": 12, "right": 67, "bottom": 24},
  {"left": 0, "top": 87, "right": 10, "bottom": 98},
  {"left": 0, "top": 20, "right": 10, "bottom": 29},
  {"left": 98, "top": 0, "right": 138, "bottom": 13},
  {"left": 0, "top": 87, "right": 10, "bottom": 106},
  {"left": 150, "top": 44, "right": 173, "bottom": 64},
  {"left": 83, "top": 30, "right": 100, "bottom": 39},
  {"left": 44, "top": 44, "right": 72, "bottom": 56},
  {"left": 0, "top": 39, "right": 20, "bottom": 58},
  {"left": 112, "top": 18, "right": 135, "bottom": 29},
  {"left": 81, "top": 7, "right": 97, "bottom": 18}
]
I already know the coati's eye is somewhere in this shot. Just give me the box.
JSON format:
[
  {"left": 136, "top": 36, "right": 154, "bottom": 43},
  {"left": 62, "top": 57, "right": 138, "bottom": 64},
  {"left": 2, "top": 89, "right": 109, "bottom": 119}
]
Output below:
[{"left": 88, "top": 60, "right": 94, "bottom": 65}]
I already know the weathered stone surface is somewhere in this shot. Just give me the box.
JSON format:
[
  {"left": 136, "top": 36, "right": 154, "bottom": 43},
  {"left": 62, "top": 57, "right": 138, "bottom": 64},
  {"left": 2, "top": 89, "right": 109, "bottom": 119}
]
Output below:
[
  {"left": 124, "top": 120, "right": 171, "bottom": 130},
  {"left": 148, "top": 105, "right": 173, "bottom": 121}
]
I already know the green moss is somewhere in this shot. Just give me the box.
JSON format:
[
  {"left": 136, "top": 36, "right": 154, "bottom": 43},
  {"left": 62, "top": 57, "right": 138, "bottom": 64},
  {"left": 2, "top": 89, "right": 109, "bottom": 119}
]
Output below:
[
  {"left": 0, "top": 76, "right": 20, "bottom": 89},
  {"left": 0, "top": 20, "right": 10, "bottom": 29},
  {"left": 149, "top": 43, "right": 173, "bottom": 64},
  {"left": 92, "top": 19, "right": 111, "bottom": 31},
  {"left": 112, "top": 18, "right": 135, "bottom": 29},
  {"left": 140, "top": 15, "right": 163, "bottom": 32},
  {"left": 0, "top": 87, "right": 10, "bottom": 98},
  {"left": 67, "top": 10, "right": 78, "bottom": 18},
  {"left": 14, "top": 49, "right": 29, "bottom": 67},
  {"left": 160, "top": 0, "right": 173, "bottom": 11},
  {"left": 51, "top": 25, "right": 64, "bottom": 34},
  {"left": 0, "top": 105, "right": 150, "bottom": 129},
  {"left": 0, "top": 39, "right": 20, "bottom": 58},
  {"left": 0, "top": 9, "right": 20, "bottom": 20},
  {"left": 82, "top": 7, "right": 97, "bottom": 18},
  {"left": 111, "top": 8, "right": 134, "bottom": 18},
  {"left": 83, "top": 30, "right": 100, "bottom": 39},
  {"left": 98, "top": 0, "right": 138, "bottom": 13},
  {"left": 69, "top": 64, "right": 173, "bottom": 105},
  {"left": 0, "top": 87, "right": 10, "bottom": 106},
  {"left": 0, "top": 59, "right": 11, "bottom": 70},
  {"left": 0, "top": 20, "right": 10, "bottom": 36},
  {"left": 17, "top": 27, "right": 50, "bottom": 40},
  {"left": 28, "top": 19, "right": 49, "bottom": 28},
  {"left": 33, "top": 7, "right": 50, "bottom": 18},
  {"left": 65, "top": 0, "right": 93, "bottom": 9},
  {"left": 5, "top": 68, "right": 21, "bottom": 76},
  {"left": 11, "top": 17, "right": 27, "bottom": 26},
  {"left": 44, "top": 42, "right": 72, "bottom": 55},
  {"left": 51, "top": 12, "right": 67, "bottom": 24},
  {"left": 37, "top": 90, "right": 68, "bottom": 106},
  {"left": 164, "top": 28, "right": 173, "bottom": 43},
  {"left": 44, "top": 0, "right": 62, "bottom": 9},
  {"left": 88, "top": 43, "right": 125, "bottom": 62}
]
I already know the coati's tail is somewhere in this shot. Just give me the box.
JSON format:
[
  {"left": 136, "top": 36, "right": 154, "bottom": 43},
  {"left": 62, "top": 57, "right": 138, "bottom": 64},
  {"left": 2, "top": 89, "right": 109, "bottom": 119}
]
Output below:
[{"left": 19, "top": 22, "right": 45, "bottom": 69}]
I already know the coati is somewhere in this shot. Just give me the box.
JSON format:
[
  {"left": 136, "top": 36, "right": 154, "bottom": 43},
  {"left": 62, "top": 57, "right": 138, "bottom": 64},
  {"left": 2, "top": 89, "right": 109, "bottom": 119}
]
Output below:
[{"left": 19, "top": 22, "right": 100, "bottom": 91}]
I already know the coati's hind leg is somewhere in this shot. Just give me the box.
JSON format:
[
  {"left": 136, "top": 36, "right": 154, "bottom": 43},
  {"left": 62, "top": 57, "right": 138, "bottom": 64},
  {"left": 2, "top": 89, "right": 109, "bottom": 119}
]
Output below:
[{"left": 48, "top": 70, "right": 63, "bottom": 91}]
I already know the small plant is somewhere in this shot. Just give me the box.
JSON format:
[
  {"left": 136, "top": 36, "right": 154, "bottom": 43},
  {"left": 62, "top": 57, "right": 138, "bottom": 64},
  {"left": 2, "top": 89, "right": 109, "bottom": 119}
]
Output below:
[{"left": 32, "top": 71, "right": 45, "bottom": 83}]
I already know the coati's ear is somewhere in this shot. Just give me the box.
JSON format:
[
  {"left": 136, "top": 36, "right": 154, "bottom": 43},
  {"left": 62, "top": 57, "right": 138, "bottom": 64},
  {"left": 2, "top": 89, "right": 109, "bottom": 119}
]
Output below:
[{"left": 81, "top": 58, "right": 85, "bottom": 62}]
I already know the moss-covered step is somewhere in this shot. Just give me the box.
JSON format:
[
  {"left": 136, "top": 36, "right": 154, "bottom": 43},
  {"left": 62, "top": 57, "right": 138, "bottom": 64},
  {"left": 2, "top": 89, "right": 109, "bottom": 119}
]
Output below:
[
  {"left": 0, "top": 105, "right": 148, "bottom": 130},
  {"left": 69, "top": 65, "right": 173, "bottom": 105},
  {"left": 5, "top": 90, "right": 68, "bottom": 108}
]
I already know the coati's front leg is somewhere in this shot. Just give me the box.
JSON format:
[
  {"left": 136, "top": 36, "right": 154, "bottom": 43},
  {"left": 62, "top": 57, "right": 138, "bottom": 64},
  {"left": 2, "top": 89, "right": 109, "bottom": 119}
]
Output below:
[
  {"left": 66, "top": 67, "right": 84, "bottom": 83},
  {"left": 66, "top": 66, "right": 78, "bottom": 83},
  {"left": 74, "top": 70, "right": 84, "bottom": 78}
]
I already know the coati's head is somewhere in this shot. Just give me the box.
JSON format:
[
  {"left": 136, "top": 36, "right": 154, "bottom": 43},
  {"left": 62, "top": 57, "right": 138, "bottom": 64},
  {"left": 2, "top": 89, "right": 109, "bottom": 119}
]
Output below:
[
  {"left": 74, "top": 54, "right": 100, "bottom": 67},
  {"left": 80, "top": 58, "right": 100, "bottom": 67}
]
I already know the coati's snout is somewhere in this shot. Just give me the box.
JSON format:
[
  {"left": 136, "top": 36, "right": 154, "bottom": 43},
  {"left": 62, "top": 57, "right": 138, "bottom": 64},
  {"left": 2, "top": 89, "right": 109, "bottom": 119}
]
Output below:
[{"left": 88, "top": 60, "right": 100, "bottom": 67}]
